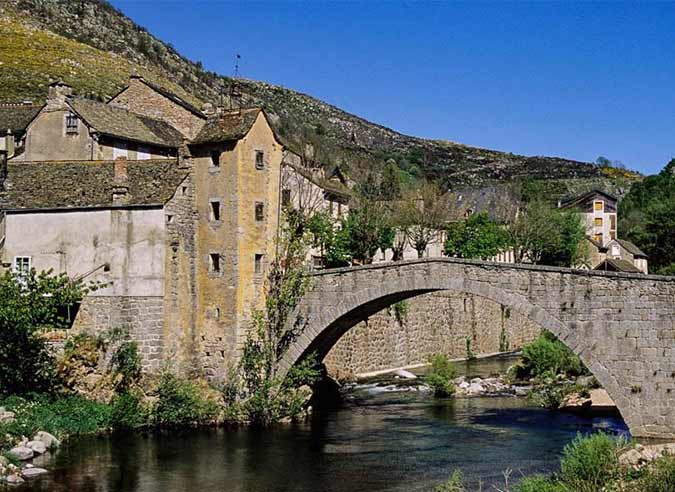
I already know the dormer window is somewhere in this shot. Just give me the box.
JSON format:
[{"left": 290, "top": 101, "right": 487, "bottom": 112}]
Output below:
[
  {"left": 65, "top": 112, "right": 78, "bottom": 135},
  {"left": 255, "top": 150, "right": 265, "bottom": 170},
  {"left": 594, "top": 200, "right": 604, "bottom": 212}
]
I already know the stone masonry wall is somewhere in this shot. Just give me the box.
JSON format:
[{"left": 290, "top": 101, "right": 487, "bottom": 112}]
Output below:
[
  {"left": 72, "top": 296, "right": 164, "bottom": 370},
  {"left": 324, "top": 292, "right": 542, "bottom": 379}
]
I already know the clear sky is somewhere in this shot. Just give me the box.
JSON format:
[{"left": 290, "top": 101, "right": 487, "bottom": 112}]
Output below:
[{"left": 110, "top": 1, "right": 675, "bottom": 175}]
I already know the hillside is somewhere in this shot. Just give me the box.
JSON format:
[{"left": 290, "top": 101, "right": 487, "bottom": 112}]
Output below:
[{"left": 0, "top": 0, "right": 640, "bottom": 197}]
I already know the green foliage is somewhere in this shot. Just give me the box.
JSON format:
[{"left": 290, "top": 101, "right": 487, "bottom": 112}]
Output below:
[
  {"left": 339, "top": 200, "right": 394, "bottom": 264},
  {"left": 560, "top": 432, "right": 622, "bottom": 491},
  {"left": 444, "top": 213, "right": 510, "bottom": 260},
  {"left": 515, "top": 475, "right": 569, "bottom": 492},
  {"left": 520, "top": 331, "right": 587, "bottom": 379},
  {"left": 307, "top": 211, "right": 350, "bottom": 268},
  {"left": 106, "top": 328, "right": 142, "bottom": 392},
  {"left": 425, "top": 354, "right": 457, "bottom": 397},
  {"left": 380, "top": 160, "right": 402, "bottom": 200},
  {"left": 465, "top": 338, "right": 476, "bottom": 360},
  {"left": 153, "top": 372, "right": 219, "bottom": 427},
  {"left": 620, "top": 159, "right": 675, "bottom": 273},
  {"left": 393, "top": 301, "right": 408, "bottom": 325},
  {"left": 0, "top": 269, "right": 94, "bottom": 396},
  {"left": 110, "top": 391, "right": 149, "bottom": 430},
  {"left": 434, "top": 470, "right": 466, "bottom": 492},
  {"left": 0, "top": 395, "right": 112, "bottom": 439},
  {"left": 634, "top": 456, "right": 675, "bottom": 492}
]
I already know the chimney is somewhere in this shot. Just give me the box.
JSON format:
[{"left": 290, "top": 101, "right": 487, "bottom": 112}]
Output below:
[
  {"left": 0, "top": 131, "right": 14, "bottom": 160},
  {"left": 46, "top": 81, "right": 73, "bottom": 110},
  {"left": 112, "top": 157, "right": 129, "bottom": 205},
  {"left": 202, "top": 102, "right": 216, "bottom": 117}
]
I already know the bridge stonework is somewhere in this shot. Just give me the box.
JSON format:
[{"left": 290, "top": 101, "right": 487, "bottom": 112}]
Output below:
[{"left": 278, "top": 258, "right": 675, "bottom": 439}]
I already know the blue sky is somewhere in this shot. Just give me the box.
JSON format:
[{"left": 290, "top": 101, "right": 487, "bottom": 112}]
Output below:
[{"left": 110, "top": 1, "right": 675, "bottom": 175}]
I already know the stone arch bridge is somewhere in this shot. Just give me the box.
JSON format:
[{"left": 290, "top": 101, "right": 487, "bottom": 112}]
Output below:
[{"left": 278, "top": 257, "right": 675, "bottom": 438}]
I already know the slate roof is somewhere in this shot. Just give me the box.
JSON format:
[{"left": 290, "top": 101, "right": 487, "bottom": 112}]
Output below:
[
  {"left": 0, "top": 104, "right": 43, "bottom": 135},
  {"left": 1, "top": 160, "right": 188, "bottom": 211},
  {"left": 192, "top": 108, "right": 262, "bottom": 144},
  {"left": 137, "top": 78, "right": 205, "bottom": 118},
  {"left": 617, "top": 239, "right": 648, "bottom": 258},
  {"left": 68, "top": 98, "right": 184, "bottom": 148},
  {"left": 559, "top": 189, "right": 618, "bottom": 209},
  {"left": 594, "top": 258, "right": 642, "bottom": 273}
]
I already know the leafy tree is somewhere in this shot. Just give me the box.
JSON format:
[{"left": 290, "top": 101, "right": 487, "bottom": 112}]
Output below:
[
  {"left": 338, "top": 200, "right": 393, "bottom": 264},
  {"left": 0, "top": 269, "right": 95, "bottom": 396},
  {"left": 425, "top": 354, "right": 457, "bottom": 397},
  {"left": 595, "top": 156, "right": 611, "bottom": 167},
  {"left": 379, "top": 159, "right": 402, "bottom": 201},
  {"left": 444, "top": 212, "right": 510, "bottom": 260},
  {"left": 402, "top": 182, "right": 449, "bottom": 258}
]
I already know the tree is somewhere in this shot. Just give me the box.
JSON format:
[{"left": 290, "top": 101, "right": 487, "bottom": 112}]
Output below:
[
  {"left": 379, "top": 159, "right": 402, "bottom": 201},
  {"left": 595, "top": 156, "right": 611, "bottom": 167},
  {"left": 0, "top": 269, "right": 94, "bottom": 396},
  {"left": 338, "top": 200, "right": 393, "bottom": 264},
  {"left": 401, "top": 182, "right": 449, "bottom": 258},
  {"left": 444, "top": 213, "right": 510, "bottom": 260}
]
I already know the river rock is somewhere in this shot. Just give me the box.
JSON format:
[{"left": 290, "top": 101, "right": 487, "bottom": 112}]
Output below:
[
  {"left": 619, "top": 443, "right": 675, "bottom": 469},
  {"left": 394, "top": 369, "right": 417, "bottom": 380},
  {"left": 26, "top": 440, "right": 47, "bottom": 455},
  {"left": 467, "top": 382, "right": 484, "bottom": 395},
  {"left": 22, "top": 467, "right": 48, "bottom": 478},
  {"left": 33, "top": 431, "right": 60, "bottom": 449},
  {"left": 575, "top": 375, "right": 597, "bottom": 389},
  {"left": 9, "top": 446, "right": 34, "bottom": 461},
  {"left": 5, "top": 474, "right": 24, "bottom": 484},
  {"left": 0, "top": 407, "right": 15, "bottom": 424}
]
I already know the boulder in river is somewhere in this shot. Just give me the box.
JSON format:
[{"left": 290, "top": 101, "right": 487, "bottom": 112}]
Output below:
[
  {"left": 9, "top": 446, "right": 34, "bottom": 461},
  {"left": 5, "top": 474, "right": 25, "bottom": 484},
  {"left": 26, "top": 440, "right": 47, "bottom": 455},
  {"left": 22, "top": 467, "right": 48, "bottom": 478},
  {"left": 394, "top": 369, "right": 417, "bottom": 380},
  {"left": 33, "top": 431, "right": 60, "bottom": 449}
]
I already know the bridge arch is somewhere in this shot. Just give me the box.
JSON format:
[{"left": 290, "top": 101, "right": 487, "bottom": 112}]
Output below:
[{"left": 278, "top": 258, "right": 675, "bottom": 438}]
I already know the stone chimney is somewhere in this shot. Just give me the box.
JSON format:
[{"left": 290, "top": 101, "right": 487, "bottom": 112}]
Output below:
[
  {"left": 46, "top": 81, "right": 73, "bottom": 110},
  {"left": 112, "top": 157, "right": 129, "bottom": 205},
  {"left": 0, "top": 131, "right": 14, "bottom": 160}
]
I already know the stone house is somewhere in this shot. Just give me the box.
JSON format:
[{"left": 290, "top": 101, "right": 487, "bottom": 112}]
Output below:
[
  {"left": 0, "top": 102, "right": 43, "bottom": 159},
  {"left": 559, "top": 189, "right": 648, "bottom": 273}
]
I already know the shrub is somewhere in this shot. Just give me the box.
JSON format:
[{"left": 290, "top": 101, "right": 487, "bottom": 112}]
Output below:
[
  {"left": 425, "top": 354, "right": 457, "bottom": 397},
  {"left": 109, "top": 338, "right": 142, "bottom": 392},
  {"left": 110, "top": 391, "right": 149, "bottom": 430},
  {"left": 520, "top": 331, "right": 586, "bottom": 379},
  {"left": 434, "top": 470, "right": 466, "bottom": 492},
  {"left": 515, "top": 475, "right": 569, "bottom": 492},
  {"left": 560, "top": 432, "right": 621, "bottom": 491},
  {"left": 632, "top": 455, "right": 675, "bottom": 492},
  {"left": 152, "top": 372, "right": 219, "bottom": 427}
]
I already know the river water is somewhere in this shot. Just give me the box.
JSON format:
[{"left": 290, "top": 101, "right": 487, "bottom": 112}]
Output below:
[{"left": 17, "top": 357, "right": 627, "bottom": 492}]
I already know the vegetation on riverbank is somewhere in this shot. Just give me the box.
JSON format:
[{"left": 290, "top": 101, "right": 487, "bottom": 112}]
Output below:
[{"left": 425, "top": 354, "right": 457, "bottom": 397}]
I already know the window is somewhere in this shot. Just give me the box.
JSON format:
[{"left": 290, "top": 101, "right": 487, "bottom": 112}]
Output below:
[
  {"left": 594, "top": 233, "right": 603, "bottom": 244},
  {"left": 254, "top": 254, "right": 264, "bottom": 275},
  {"left": 611, "top": 244, "right": 621, "bottom": 258},
  {"left": 166, "top": 214, "right": 174, "bottom": 224},
  {"left": 610, "top": 214, "right": 616, "bottom": 231},
  {"left": 255, "top": 150, "right": 265, "bottom": 170},
  {"left": 594, "top": 200, "right": 604, "bottom": 212},
  {"left": 65, "top": 112, "right": 78, "bottom": 135},
  {"left": 281, "top": 188, "right": 291, "bottom": 207},
  {"left": 255, "top": 202, "right": 264, "bottom": 221},
  {"left": 209, "top": 200, "right": 221, "bottom": 222},
  {"left": 211, "top": 150, "right": 220, "bottom": 167},
  {"left": 13, "top": 256, "right": 31, "bottom": 277},
  {"left": 594, "top": 217, "right": 603, "bottom": 227},
  {"left": 209, "top": 253, "right": 221, "bottom": 273}
]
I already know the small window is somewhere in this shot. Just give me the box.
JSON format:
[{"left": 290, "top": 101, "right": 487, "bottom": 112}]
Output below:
[
  {"left": 594, "top": 233, "right": 603, "bottom": 244},
  {"left": 594, "top": 217, "right": 603, "bottom": 227},
  {"left": 210, "top": 200, "right": 221, "bottom": 221},
  {"left": 594, "top": 201, "right": 604, "bottom": 211},
  {"left": 255, "top": 150, "right": 265, "bottom": 170},
  {"left": 13, "top": 256, "right": 31, "bottom": 277},
  {"left": 65, "top": 112, "right": 78, "bottom": 135},
  {"left": 209, "top": 253, "right": 221, "bottom": 273},
  {"left": 211, "top": 150, "right": 220, "bottom": 167},
  {"left": 281, "top": 188, "right": 291, "bottom": 207},
  {"left": 255, "top": 202, "right": 264, "bottom": 221},
  {"left": 254, "top": 254, "right": 264, "bottom": 275},
  {"left": 166, "top": 214, "right": 174, "bottom": 224},
  {"left": 182, "top": 186, "right": 188, "bottom": 196},
  {"left": 611, "top": 244, "right": 621, "bottom": 258},
  {"left": 337, "top": 202, "right": 343, "bottom": 218}
]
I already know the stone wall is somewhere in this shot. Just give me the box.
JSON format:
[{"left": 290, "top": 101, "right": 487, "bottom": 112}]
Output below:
[
  {"left": 324, "top": 292, "right": 542, "bottom": 379},
  {"left": 72, "top": 296, "right": 164, "bottom": 370}
]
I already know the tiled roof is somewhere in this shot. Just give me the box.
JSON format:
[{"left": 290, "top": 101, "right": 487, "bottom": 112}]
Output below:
[
  {"left": 0, "top": 104, "right": 43, "bottom": 135},
  {"left": 559, "top": 189, "right": 618, "bottom": 209},
  {"left": 1, "top": 160, "right": 187, "bottom": 210},
  {"left": 617, "top": 239, "right": 648, "bottom": 258},
  {"left": 594, "top": 258, "right": 642, "bottom": 273},
  {"left": 68, "top": 98, "right": 184, "bottom": 148},
  {"left": 192, "top": 108, "right": 261, "bottom": 144},
  {"left": 138, "top": 78, "right": 205, "bottom": 118}
]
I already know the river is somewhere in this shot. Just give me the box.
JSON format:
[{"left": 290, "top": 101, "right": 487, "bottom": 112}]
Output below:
[{"left": 16, "top": 356, "right": 627, "bottom": 492}]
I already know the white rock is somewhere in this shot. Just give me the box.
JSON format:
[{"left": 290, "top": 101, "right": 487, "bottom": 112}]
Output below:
[
  {"left": 9, "top": 446, "right": 34, "bottom": 461},
  {"left": 26, "top": 440, "right": 47, "bottom": 455},
  {"left": 6, "top": 474, "right": 25, "bottom": 484},
  {"left": 22, "top": 467, "right": 48, "bottom": 478},
  {"left": 394, "top": 369, "right": 417, "bottom": 380},
  {"left": 33, "top": 431, "right": 60, "bottom": 449},
  {"left": 458, "top": 381, "right": 470, "bottom": 389},
  {"left": 467, "top": 383, "right": 484, "bottom": 394}
]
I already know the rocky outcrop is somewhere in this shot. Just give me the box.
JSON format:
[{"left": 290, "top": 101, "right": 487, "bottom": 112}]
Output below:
[{"left": 620, "top": 443, "right": 675, "bottom": 470}]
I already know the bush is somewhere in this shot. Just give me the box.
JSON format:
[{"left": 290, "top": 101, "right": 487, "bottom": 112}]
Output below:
[
  {"left": 110, "top": 391, "right": 148, "bottom": 430},
  {"left": 425, "top": 354, "right": 456, "bottom": 397},
  {"left": 560, "top": 432, "right": 621, "bottom": 491},
  {"left": 635, "top": 456, "right": 675, "bottom": 492},
  {"left": 515, "top": 475, "right": 569, "bottom": 492},
  {"left": 520, "top": 331, "right": 586, "bottom": 379},
  {"left": 152, "top": 372, "right": 219, "bottom": 427},
  {"left": 109, "top": 337, "right": 142, "bottom": 392},
  {"left": 434, "top": 470, "right": 466, "bottom": 492}
]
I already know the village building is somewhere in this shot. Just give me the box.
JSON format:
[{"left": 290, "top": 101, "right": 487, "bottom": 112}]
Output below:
[{"left": 558, "top": 189, "right": 648, "bottom": 273}]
